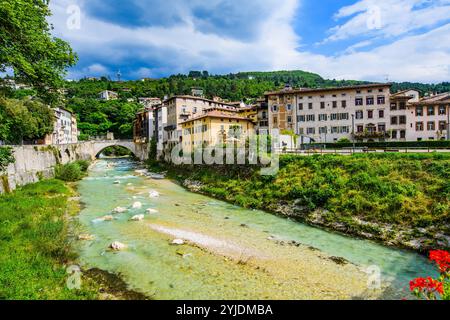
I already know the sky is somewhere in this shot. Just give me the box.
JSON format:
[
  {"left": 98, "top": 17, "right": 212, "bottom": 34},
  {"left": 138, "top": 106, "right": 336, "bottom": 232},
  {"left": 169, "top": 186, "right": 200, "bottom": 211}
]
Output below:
[{"left": 48, "top": 0, "right": 450, "bottom": 83}]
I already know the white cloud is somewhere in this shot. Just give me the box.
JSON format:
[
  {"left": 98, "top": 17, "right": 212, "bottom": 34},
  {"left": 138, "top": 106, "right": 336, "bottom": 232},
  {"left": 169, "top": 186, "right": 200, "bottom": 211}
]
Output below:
[
  {"left": 326, "top": 0, "right": 450, "bottom": 42},
  {"left": 49, "top": 0, "right": 450, "bottom": 83}
]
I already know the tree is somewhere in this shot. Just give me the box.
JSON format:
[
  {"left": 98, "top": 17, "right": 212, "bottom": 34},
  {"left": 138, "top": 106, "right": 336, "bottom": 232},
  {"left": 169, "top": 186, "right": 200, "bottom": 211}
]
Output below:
[
  {"left": 0, "top": 146, "right": 15, "bottom": 173},
  {"left": 0, "top": 0, "right": 78, "bottom": 99}
]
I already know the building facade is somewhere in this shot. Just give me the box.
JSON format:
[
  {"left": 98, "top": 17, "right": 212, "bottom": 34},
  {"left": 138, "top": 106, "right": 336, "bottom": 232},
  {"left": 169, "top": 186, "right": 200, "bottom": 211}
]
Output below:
[
  {"left": 180, "top": 110, "right": 255, "bottom": 154},
  {"left": 98, "top": 90, "right": 118, "bottom": 101},
  {"left": 406, "top": 93, "right": 450, "bottom": 141},
  {"left": 41, "top": 107, "right": 78, "bottom": 145},
  {"left": 267, "top": 84, "right": 394, "bottom": 143}
]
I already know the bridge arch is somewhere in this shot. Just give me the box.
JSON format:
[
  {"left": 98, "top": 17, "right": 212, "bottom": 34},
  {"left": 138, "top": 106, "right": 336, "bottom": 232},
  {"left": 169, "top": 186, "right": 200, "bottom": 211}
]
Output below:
[{"left": 91, "top": 140, "right": 147, "bottom": 160}]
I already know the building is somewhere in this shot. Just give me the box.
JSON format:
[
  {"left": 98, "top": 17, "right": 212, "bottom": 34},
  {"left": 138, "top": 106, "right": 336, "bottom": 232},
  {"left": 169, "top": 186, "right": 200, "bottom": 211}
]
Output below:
[
  {"left": 98, "top": 90, "right": 118, "bottom": 101},
  {"left": 138, "top": 97, "right": 162, "bottom": 109},
  {"left": 162, "top": 95, "right": 239, "bottom": 155},
  {"left": 133, "top": 108, "right": 154, "bottom": 144},
  {"left": 266, "top": 84, "right": 392, "bottom": 143},
  {"left": 389, "top": 90, "right": 420, "bottom": 141},
  {"left": 155, "top": 105, "right": 168, "bottom": 157},
  {"left": 180, "top": 110, "right": 255, "bottom": 154},
  {"left": 40, "top": 107, "right": 78, "bottom": 145},
  {"left": 406, "top": 93, "right": 450, "bottom": 141}
]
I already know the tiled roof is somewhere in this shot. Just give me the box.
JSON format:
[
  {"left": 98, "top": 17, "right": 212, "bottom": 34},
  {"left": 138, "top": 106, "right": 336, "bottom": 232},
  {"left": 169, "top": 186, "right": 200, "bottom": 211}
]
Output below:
[
  {"left": 264, "top": 83, "right": 392, "bottom": 96},
  {"left": 181, "top": 110, "right": 252, "bottom": 124}
]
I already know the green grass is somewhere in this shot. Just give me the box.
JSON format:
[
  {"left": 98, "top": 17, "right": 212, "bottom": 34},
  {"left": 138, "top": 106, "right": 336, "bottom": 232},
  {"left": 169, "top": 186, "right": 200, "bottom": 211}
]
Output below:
[
  {"left": 0, "top": 180, "right": 98, "bottom": 300},
  {"left": 165, "top": 153, "right": 450, "bottom": 249}
]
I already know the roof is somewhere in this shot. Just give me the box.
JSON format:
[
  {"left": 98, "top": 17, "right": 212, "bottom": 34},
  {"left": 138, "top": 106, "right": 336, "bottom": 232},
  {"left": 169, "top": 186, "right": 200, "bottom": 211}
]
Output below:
[
  {"left": 181, "top": 110, "right": 253, "bottom": 124},
  {"left": 410, "top": 93, "right": 450, "bottom": 105},
  {"left": 164, "top": 95, "right": 237, "bottom": 107},
  {"left": 264, "top": 83, "right": 392, "bottom": 96}
]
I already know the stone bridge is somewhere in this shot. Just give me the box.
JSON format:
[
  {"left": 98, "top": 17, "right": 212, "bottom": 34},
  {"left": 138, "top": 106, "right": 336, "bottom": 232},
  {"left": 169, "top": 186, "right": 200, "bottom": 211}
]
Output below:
[
  {"left": 90, "top": 140, "right": 148, "bottom": 160},
  {"left": 0, "top": 140, "right": 149, "bottom": 193}
]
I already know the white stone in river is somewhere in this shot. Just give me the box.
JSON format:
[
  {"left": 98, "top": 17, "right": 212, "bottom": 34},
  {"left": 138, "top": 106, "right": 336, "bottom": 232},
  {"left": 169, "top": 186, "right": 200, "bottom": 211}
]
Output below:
[
  {"left": 102, "top": 215, "right": 114, "bottom": 221},
  {"left": 113, "top": 180, "right": 120, "bottom": 184},
  {"left": 146, "top": 208, "right": 158, "bottom": 214},
  {"left": 132, "top": 201, "right": 142, "bottom": 209},
  {"left": 127, "top": 183, "right": 133, "bottom": 186},
  {"left": 130, "top": 214, "right": 145, "bottom": 221},
  {"left": 112, "top": 207, "right": 127, "bottom": 214},
  {"left": 110, "top": 241, "right": 126, "bottom": 251},
  {"left": 171, "top": 239, "right": 185, "bottom": 245},
  {"left": 149, "top": 190, "right": 160, "bottom": 198},
  {"left": 78, "top": 234, "right": 95, "bottom": 241}
]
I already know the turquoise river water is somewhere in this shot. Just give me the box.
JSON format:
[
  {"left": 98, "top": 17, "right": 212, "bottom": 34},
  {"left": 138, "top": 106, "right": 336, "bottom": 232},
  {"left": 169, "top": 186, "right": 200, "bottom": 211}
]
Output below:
[{"left": 75, "top": 158, "right": 438, "bottom": 300}]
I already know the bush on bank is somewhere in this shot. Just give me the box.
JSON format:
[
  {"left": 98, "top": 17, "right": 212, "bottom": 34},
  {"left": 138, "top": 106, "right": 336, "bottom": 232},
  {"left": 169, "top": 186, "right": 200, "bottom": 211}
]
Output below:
[{"left": 55, "top": 160, "right": 90, "bottom": 182}]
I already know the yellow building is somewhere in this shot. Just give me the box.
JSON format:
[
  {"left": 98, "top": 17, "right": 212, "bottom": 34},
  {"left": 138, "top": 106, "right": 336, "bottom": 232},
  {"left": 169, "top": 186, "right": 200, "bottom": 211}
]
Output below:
[{"left": 181, "top": 110, "right": 255, "bottom": 153}]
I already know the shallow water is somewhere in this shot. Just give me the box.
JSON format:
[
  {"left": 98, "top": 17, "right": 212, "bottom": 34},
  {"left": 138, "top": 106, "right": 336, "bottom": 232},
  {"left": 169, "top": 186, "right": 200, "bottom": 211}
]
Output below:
[{"left": 75, "top": 158, "right": 438, "bottom": 300}]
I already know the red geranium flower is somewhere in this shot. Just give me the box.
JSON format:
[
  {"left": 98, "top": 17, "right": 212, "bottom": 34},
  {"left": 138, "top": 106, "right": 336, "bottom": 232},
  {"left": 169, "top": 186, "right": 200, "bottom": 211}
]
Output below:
[{"left": 429, "top": 250, "right": 450, "bottom": 273}]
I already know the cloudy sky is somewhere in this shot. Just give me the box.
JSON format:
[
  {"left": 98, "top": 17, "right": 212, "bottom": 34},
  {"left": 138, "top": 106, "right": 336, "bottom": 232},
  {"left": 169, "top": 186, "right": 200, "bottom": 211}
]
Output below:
[{"left": 49, "top": 0, "right": 450, "bottom": 83}]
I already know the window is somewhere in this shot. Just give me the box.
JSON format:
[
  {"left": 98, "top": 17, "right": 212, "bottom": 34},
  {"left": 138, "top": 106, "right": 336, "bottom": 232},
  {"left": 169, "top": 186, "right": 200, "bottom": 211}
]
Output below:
[
  {"left": 391, "top": 116, "right": 398, "bottom": 125},
  {"left": 308, "top": 103, "right": 313, "bottom": 110},
  {"left": 355, "top": 110, "right": 364, "bottom": 119},
  {"left": 331, "top": 127, "right": 338, "bottom": 133},
  {"left": 378, "top": 124, "right": 386, "bottom": 132},
  {"left": 297, "top": 115, "right": 305, "bottom": 122},
  {"left": 378, "top": 88, "right": 384, "bottom": 93},
  {"left": 357, "top": 125, "right": 364, "bottom": 133},
  {"left": 272, "top": 105, "right": 278, "bottom": 112},
  {"left": 298, "top": 103, "right": 303, "bottom": 110},
  {"left": 399, "top": 115, "right": 407, "bottom": 125},
  {"left": 319, "top": 127, "right": 327, "bottom": 134},
  {"left": 356, "top": 90, "right": 361, "bottom": 94},
  {"left": 332, "top": 101, "right": 337, "bottom": 108},
  {"left": 366, "top": 97, "right": 374, "bottom": 105},
  {"left": 416, "top": 106, "right": 423, "bottom": 116},
  {"left": 287, "top": 116, "right": 292, "bottom": 123},
  {"left": 307, "top": 127, "right": 315, "bottom": 134},
  {"left": 427, "top": 106, "right": 435, "bottom": 116},
  {"left": 319, "top": 114, "right": 327, "bottom": 121},
  {"left": 330, "top": 113, "right": 338, "bottom": 120},
  {"left": 287, "top": 104, "right": 292, "bottom": 111},
  {"left": 355, "top": 98, "right": 363, "bottom": 106},
  {"left": 273, "top": 116, "right": 277, "bottom": 125},
  {"left": 332, "top": 94, "right": 337, "bottom": 98},
  {"left": 416, "top": 122, "right": 424, "bottom": 131},
  {"left": 368, "top": 89, "right": 373, "bottom": 93},
  {"left": 298, "top": 128, "right": 304, "bottom": 135},
  {"left": 193, "top": 107, "right": 197, "bottom": 114},
  {"left": 377, "top": 96, "right": 385, "bottom": 104},
  {"left": 320, "top": 102, "right": 325, "bottom": 109},
  {"left": 341, "top": 100, "right": 347, "bottom": 108},
  {"left": 439, "top": 121, "right": 446, "bottom": 131},
  {"left": 391, "top": 130, "right": 398, "bottom": 139},
  {"left": 427, "top": 121, "right": 435, "bottom": 131},
  {"left": 379, "top": 110, "right": 384, "bottom": 118},
  {"left": 400, "top": 130, "right": 406, "bottom": 139},
  {"left": 339, "top": 113, "right": 349, "bottom": 120},
  {"left": 368, "top": 110, "right": 373, "bottom": 119},
  {"left": 390, "top": 103, "right": 397, "bottom": 110},
  {"left": 399, "top": 102, "right": 406, "bottom": 110},
  {"left": 439, "top": 105, "right": 446, "bottom": 115},
  {"left": 306, "top": 114, "right": 315, "bottom": 122}
]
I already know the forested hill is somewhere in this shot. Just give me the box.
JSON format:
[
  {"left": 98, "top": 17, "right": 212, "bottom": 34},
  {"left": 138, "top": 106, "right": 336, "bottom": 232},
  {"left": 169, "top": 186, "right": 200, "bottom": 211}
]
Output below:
[{"left": 65, "top": 70, "right": 450, "bottom": 102}]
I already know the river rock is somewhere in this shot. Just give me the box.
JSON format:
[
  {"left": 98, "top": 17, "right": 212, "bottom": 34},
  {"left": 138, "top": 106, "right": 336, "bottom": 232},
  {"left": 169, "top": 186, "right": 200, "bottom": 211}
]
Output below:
[
  {"left": 130, "top": 214, "right": 145, "bottom": 221},
  {"left": 112, "top": 207, "right": 127, "bottom": 214},
  {"left": 171, "top": 239, "right": 185, "bottom": 245},
  {"left": 110, "top": 241, "right": 126, "bottom": 251},
  {"left": 113, "top": 180, "right": 120, "bottom": 185},
  {"left": 149, "top": 190, "right": 160, "bottom": 198},
  {"left": 102, "top": 215, "right": 114, "bottom": 221},
  {"left": 78, "top": 234, "right": 95, "bottom": 241},
  {"left": 132, "top": 201, "right": 142, "bottom": 209},
  {"left": 146, "top": 208, "right": 158, "bottom": 214}
]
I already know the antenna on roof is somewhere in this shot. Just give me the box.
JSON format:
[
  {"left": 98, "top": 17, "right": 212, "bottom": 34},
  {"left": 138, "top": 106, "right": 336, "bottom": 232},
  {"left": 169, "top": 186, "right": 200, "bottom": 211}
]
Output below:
[{"left": 117, "top": 70, "right": 122, "bottom": 82}]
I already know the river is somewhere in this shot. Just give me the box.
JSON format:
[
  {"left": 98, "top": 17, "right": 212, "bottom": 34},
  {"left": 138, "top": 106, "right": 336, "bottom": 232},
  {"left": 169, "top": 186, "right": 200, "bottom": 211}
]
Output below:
[{"left": 75, "top": 158, "right": 438, "bottom": 300}]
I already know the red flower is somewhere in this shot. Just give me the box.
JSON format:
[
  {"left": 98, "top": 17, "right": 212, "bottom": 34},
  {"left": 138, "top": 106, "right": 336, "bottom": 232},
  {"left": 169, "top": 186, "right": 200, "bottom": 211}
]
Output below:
[
  {"left": 429, "top": 250, "right": 450, "bottom": 273},
  {"left": 409, "top": 277, "right": 443, "bottom": 296}
]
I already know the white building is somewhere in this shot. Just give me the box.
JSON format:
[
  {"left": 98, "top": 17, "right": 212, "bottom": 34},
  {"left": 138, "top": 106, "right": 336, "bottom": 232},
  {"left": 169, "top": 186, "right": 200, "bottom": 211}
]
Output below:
[
  {"left": 98, "top": 90, "right": 118, "bottom": 101},
  {"left": 155, "top": 105, "right": 168, "bottom": 157},
  {"left": 43, "top": 107, "right": 78, "bottom": 145}
]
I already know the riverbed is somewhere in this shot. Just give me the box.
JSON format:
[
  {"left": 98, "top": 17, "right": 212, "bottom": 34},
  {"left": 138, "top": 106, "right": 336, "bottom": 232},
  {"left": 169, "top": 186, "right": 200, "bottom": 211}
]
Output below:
[{"left": 75, "top": 158, "right": 437, "bottom": 300}]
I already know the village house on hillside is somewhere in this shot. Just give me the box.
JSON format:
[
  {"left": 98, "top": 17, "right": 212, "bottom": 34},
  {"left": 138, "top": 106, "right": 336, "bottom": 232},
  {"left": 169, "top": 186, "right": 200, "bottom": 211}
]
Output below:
[{"left": 98, "top": 90, "right": 118, "bottom": 101}]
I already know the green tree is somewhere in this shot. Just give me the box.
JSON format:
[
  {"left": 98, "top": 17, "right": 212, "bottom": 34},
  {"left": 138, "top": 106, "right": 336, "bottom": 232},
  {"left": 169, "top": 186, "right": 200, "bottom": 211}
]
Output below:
[
  {"left": 0, "top": 146, "right": 15, "bottom": 172},
  {"left": 0, "top": 0, "right": 77, "bottom": 99}
]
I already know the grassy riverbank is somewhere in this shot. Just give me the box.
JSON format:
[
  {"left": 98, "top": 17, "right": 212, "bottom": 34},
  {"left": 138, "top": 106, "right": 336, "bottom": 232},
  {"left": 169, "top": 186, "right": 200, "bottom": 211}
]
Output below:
[
  {"left": 0, "top": 179, "right": 148, "bottom": 300},
  {"left": 155, "top": 153, "right": 450, "bottom": 252}
]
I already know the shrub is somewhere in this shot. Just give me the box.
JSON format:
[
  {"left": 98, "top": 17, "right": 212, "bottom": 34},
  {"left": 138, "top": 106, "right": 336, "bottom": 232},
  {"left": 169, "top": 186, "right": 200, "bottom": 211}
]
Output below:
[
  {"left": 55, "top": 162, "right": 83, "bottom": 182},
  {"left": 74, "top": 160, "right": 90, "bottom": 172}
]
